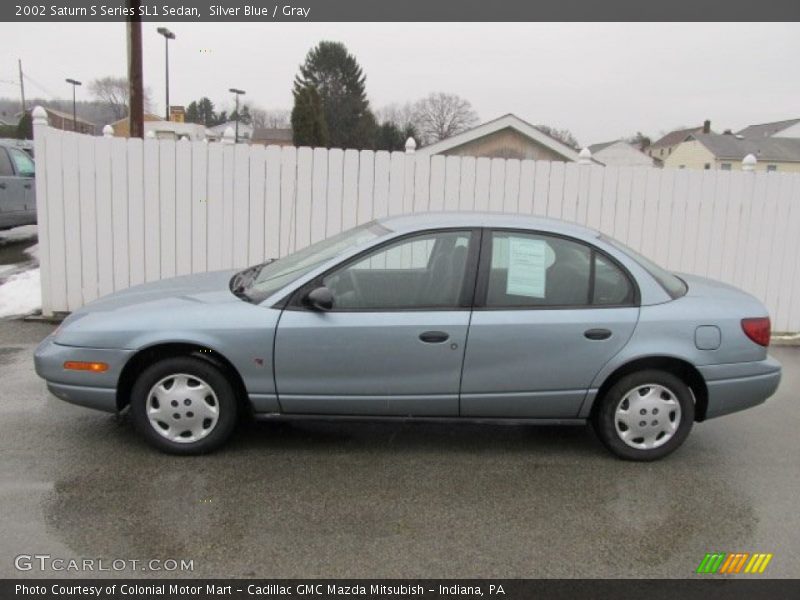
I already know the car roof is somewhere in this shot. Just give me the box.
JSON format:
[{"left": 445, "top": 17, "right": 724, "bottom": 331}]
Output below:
[{"left": 378, "top": 211, "right": 599, "bottom": 239}]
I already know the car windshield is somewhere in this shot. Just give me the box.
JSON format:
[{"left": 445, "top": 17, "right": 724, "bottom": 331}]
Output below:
[
  {"left": 599, "top": 234, "right": 688, "bottom": 299},
  {"left": 238, "top": 221, "right": 391, "bottom": 303}
]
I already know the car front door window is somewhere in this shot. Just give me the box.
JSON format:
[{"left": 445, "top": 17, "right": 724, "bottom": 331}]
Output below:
[{"left": 321, "top": 230, "right": 473, "bottom": 310}]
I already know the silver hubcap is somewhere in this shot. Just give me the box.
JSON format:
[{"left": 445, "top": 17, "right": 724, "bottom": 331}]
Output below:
[
  {"left": 614, "top": 384, "right": 681, "bottom": 450},
  {"left": 146, "top": 374, "right": 219, "bottom": 444}
]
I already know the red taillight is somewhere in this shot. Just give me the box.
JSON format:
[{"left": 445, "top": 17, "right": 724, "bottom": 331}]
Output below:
[{"left": 741, "top": 317, "right": 771, "bottom": 347}]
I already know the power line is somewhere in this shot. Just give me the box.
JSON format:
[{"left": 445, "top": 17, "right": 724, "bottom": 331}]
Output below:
[{"left": 22, "top": 73, "right": 59, "bottom": 98}]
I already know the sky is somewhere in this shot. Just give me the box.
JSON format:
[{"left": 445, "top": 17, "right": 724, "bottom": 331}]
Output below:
[{"left": 1, "top": 22, "right": 798, "bottom": 146}]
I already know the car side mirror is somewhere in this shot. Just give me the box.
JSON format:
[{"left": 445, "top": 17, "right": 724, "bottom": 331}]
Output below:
[{"left": 305, "top": 286, "right": 334, "bottom": 311}]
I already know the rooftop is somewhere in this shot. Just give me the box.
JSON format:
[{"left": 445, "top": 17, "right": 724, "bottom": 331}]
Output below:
[
  {"left": 737, "top": 118, "right": 800, "bottom": 138},
  {"left": 650, "top": 126, "right": 705, "bottom": 150},
  {"left": 690, "top": 133, "right": 800, "bottom": 162}
]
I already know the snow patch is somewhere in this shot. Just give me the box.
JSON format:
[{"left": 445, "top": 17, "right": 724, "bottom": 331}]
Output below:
[
  {"left": 0, "top": 268, "right": 41, "bottom": 318},
  {"left": 24, "top": 243, "right": 39, "bottom": 261},
  {"left": 0, "top": 225, "right": 38, "bottom": 244}
]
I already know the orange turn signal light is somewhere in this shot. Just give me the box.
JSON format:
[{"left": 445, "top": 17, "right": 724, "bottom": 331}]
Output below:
[{"left": 63, "top": 361, "right": 109, "bottom": 373}]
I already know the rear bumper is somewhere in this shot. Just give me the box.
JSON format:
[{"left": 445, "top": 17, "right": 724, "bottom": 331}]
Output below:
[{"left": 699, "top": 356, "right": 782, "bottom": 419}]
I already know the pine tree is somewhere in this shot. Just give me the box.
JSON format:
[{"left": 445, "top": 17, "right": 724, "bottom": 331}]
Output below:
[
  {"left": 294, "top": 41, "right": 376, "bottom": 149},
  {"left": 16, "top": 111, "right": 33, "bottom": 140},
  {"left": 197, "top": 97, "right": 216, "bottom": 127},
  {"left": 291, "top": 86, "right": 329, "bottom": 147},
  {"left": 185, "top": 101, "right": 199, "bottom": 124}
]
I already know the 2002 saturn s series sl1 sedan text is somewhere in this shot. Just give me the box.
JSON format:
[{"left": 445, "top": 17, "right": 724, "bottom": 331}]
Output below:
[{"left": 34, "top": 212, "right": 781, "bottom": 460}]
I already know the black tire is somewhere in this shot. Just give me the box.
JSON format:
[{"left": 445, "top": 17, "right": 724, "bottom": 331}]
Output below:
[
  {"left": 592, "top": 369, "right": 694, "bottom": 461},
  {"left": 130, "top": 356, "right": 238, "bottom": 455}
]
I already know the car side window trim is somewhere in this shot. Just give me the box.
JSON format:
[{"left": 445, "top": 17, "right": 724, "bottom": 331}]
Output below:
[
  {"left": 473, "top": 227, "right": 640, "bottom": 310},
  {"left": 281, "top": 227, "right": 484, "bottom": 312}
]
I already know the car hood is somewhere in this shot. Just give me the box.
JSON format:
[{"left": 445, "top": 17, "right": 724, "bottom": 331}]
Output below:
[
  {"left": 64, "top": 270, "right": 241, "bottom": 325},
  {"left": 73, "top": 270, "right": 240, "bottom": 314},
  {"left": 54, "top": 269, "right": 267, "bottom": 349},
  {"left": 50, "top": 268, "right": 284, "bottom": 352}
]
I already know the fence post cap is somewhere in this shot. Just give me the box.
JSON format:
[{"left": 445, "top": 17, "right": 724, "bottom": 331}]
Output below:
[
  {"left": 102, "top": 125, "right": 114, "bottom": 138},
  {"left": 578, "top": 147, "right": 592, "bottom": 165},
  {"left": 742, "top": 153, "right": 757, "bottom": 171},
  {"left": 32, "top": 105, "right": 48, "bottom": 125},
  {"left": 222, "top": 127, "right": 235, "bottom": 144},
  {"left": 405, "top": 137, "right": 417, "bottom": 154}
]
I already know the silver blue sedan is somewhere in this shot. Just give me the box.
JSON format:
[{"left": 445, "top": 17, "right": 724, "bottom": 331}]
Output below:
[{"left": 34, "top": 213, "right": 781, "bottom": 460}]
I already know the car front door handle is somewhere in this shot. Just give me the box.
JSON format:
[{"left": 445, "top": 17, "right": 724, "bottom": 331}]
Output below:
[
  {"left": 0, "top": 182, "right": 6, "bottom": 189},
  {"left": 419, "top": 331, "right": 450, "bottom": 344},
  {"left": 584, "top": 328, "right": 612, "bottom": 340}
]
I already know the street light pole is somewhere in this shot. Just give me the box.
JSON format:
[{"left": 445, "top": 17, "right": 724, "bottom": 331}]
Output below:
[
  {"left": 65, "top": 78, "right": 82, "bottom": 132},
  {"left": 229, "top": 88, "right": 245, "bottom": 143},
  {"left": 157, "top": 27, "right": 175, "bottom": 120}
]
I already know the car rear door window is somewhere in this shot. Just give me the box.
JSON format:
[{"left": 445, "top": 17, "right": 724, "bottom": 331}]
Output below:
[
  {"left": 486, "top": 231, "right": 591, "bottom": 307},
  {"left": 593, "top": 254, "right": 635, "bottom": 305},
  {"left": 322, "top": 230, "right": 474, "bottom": 310},
  {"left": 483, "top": 230, "right": 636, "bottom": 308}
]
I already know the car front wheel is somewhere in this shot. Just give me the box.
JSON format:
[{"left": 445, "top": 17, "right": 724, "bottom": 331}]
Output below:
[
  {"left": 130, "top": 356, "right": 238, "bottom": 454},
  {"left": 592, "top": 369, "right": 694, "bottom": 461}
]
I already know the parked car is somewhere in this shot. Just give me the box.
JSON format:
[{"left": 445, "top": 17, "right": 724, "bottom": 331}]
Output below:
[
  {"left": 0, "top": 142, "right": 36, "bottom": 230},
  {"left": 34, "top": 212, "right": 781, "bottom": 460}
]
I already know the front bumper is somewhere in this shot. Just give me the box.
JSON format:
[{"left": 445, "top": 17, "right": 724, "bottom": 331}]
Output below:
[
  {"left": 34, "top": 336, "right": 133, "bottom": 413},
  {"left": 699, "top": 356, "right": 782, "bottom": 419}
]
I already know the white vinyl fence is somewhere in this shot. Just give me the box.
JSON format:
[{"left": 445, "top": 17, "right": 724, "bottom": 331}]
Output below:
[{"left": 32, "top": 108, "right": 800, "bottom": 332}]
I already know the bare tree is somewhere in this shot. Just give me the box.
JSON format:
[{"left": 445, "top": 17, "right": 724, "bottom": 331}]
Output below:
[
  {"left": 412, "top": 92, "right": 479, "bottom": 145},
  {"left": 375, "top": 102, "right": 417, "bottom": 132},
  {"left": 625, "top": 131, "right": 652, "bottom": 151},
  {"left": 251, "top": 107, "right": 291, "bottom": 129},
  {"left": 535, "top": 124, "right": 580, "bottom": 150},
  {"left": 87, "top": 76, "right": 153, "bottom": 120}
]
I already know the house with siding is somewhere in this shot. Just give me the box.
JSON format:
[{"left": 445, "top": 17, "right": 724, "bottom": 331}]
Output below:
[
  {"left": 646, "top": 122, "right": 710, "bottom": 165},
  {"left": 414, "top": 114, "right": 581, "bottom": 162},
  {"left": 664, "top": 132, "right": 800, "bottom": 172},
  {"left": 587, "top": 140, "right": 654, "bottom": 167},
  {"left": 26, "top": 107, "right": 95, "bottom": 135}
]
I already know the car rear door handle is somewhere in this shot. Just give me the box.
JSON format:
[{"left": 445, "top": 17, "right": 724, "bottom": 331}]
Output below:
[
  {"left": 419, "top": 331, "right": 449, "bottom": 343},
  {"left": 0, "top": 182, "right": 6, "bottom": 189},
  {"left": 584, "top": 328, "right": 612, "bottom": 340},
  {"left": 23, "top": 183, "right": 32, "bottom": 189}
]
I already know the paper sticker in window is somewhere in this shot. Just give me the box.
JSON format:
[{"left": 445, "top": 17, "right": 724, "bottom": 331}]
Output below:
[{"left": 506, "top": 237, "right": 548, "bottom": 298}]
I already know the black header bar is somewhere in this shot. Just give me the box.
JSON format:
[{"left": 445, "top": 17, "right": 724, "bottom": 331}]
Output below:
[{"left": 4, "top": 0, "right": 800, "bottom": 22}]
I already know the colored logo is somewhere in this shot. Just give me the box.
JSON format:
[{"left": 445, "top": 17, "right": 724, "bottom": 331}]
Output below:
[{"left": 696, "top": 552, "right": 773, "bottom": 574}]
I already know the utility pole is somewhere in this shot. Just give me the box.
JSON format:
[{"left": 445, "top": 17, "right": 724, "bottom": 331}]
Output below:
[
  {"left": 127, "top": 0, "right": 144, "bottom": 138},
  {"left": 157, "top": 27, "right": 176, "bottom": 121},
  {"left": 18, "top": 59, "right": 25, "bottom": 113},
  {"left": 66, "top": 79, "right": 82, "bottom": 131},
  {"left": 229, "top": 88, "right": 245, "bottom": 143}
]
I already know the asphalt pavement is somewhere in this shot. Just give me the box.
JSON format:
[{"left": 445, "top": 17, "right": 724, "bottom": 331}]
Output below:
[{"left": 0, "top": 319, "right": 797, "bottom": 578}]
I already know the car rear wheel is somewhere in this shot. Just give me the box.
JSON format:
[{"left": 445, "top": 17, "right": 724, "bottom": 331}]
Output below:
[
  {"left": 130, "top": 356, "right": 238, "bottom": 455},
  {"left": 592, "top": 369, "right": 694, "bottom": 461}
]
